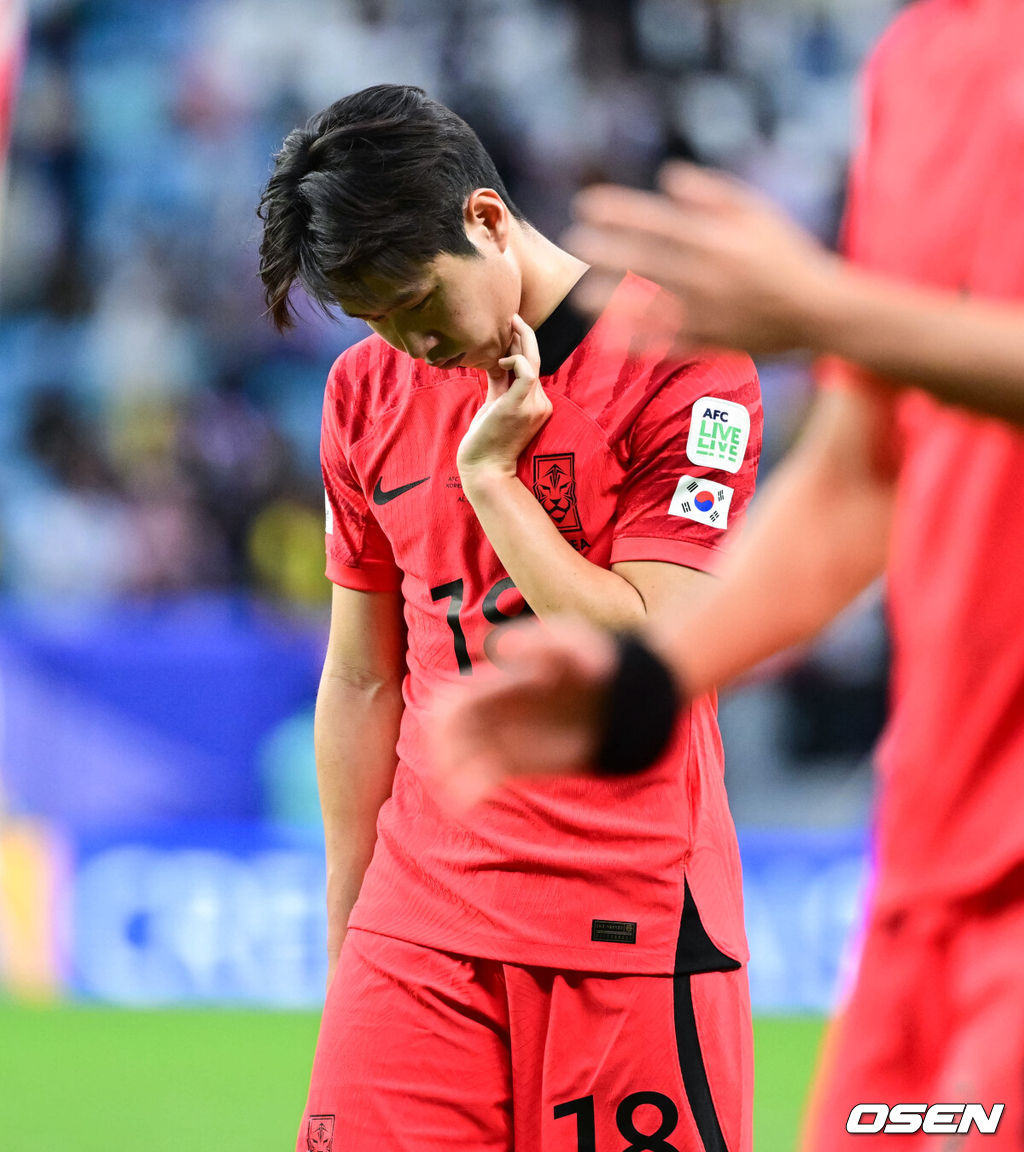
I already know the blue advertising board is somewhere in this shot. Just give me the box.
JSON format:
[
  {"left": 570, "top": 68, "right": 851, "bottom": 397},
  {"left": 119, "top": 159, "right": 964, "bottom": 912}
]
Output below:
[
  {"left": 0, "top": 597, "right": 324, "bottom": 828},
  {"left": 61, "top": 824, "right": 870, "bottom": 1012},
  {"left": 70, "top": 825, "right": 329, "bottom": 1006},
  {"left": 740, "top": 828, "right": 870, "bottom": 1012}
]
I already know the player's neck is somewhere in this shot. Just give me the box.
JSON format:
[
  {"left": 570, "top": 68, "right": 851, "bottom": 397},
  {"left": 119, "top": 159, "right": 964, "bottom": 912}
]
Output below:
[{"left": 514, "top": 226, "right": 589, "bottom": 331}]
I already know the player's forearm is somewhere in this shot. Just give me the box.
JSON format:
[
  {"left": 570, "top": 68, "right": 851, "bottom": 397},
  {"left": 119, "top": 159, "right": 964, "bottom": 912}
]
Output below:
[
  {"left": 314, "top": 666, "right": 403, "bottom": 960},
  {"left": 804, "top": 266, "right": 1024, "bottom": 425},
  {"left": 657, "top": 421, "right": 892, "bottom": 696},
  {"left": 462, "top": 470, "right": 648, "bottom": 630}
]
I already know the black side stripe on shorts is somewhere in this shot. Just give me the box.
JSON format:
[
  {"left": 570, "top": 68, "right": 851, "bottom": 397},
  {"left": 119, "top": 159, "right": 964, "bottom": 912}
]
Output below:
[{"left": 673, "top": 971, "right": 730, "bottom": 1152}]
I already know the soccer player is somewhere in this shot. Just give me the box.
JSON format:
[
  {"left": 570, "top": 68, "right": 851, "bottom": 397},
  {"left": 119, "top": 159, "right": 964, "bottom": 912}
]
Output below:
[
  {"left": 435, "top": 2, "right": 1024, "bottom": 1147},
  {"left": 258, "top": 85, "right": 762, "bottom": 1151}
]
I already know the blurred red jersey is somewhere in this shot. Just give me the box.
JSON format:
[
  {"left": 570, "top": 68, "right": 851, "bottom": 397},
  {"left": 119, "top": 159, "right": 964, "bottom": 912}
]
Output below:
[
  {"left": 839, "top": 0, "right": 1024, "bottom": 913},
  {"left": 322, "top": 274, "right": 762, "bottom": 973}
]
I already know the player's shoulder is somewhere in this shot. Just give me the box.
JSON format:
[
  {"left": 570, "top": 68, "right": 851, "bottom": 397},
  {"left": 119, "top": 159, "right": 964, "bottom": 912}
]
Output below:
[
  {"left": 327, "top": 332, "right": 399, "bottom": 398},
  {"left": 616, "top": 274, "right": 760, "bottom": 406},
  {"left": 661, "top": 344, "right": 760, "bottom": 403},
  {"left": 584, "top": 273, "right": 760, "bottom": 445},
  {"left": 323, "top": 333, "right": 394, "bottom": 449},
  {"left": 324, "top": 332, "right": 434, "bottom": 440},
  {"left": 634, "top": 351, "right": 762, "bottom": 468},
  {"left": 328, "top": 332, "right": 465, "bottom": 399},
  {"left": 599, "top": 272, "right": 756, "bottom": 380}
]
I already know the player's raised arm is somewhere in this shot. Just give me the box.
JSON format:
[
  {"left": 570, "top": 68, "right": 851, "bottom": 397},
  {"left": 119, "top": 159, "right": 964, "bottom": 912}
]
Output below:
[
  {"left": 568, "top": 163, "right": 1024, "bottom": 426},
  {"left": 458, "top": 313, "right": 727, "bottom": 633},
  {"left": 315, "top": 583, "right": 405, "bottom": 985},
  {"left": 457, "top": 313, "right": 663, "bottom": 631}
]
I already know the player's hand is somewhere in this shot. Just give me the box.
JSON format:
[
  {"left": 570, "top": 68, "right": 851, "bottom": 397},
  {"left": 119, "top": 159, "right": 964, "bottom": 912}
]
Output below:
[
  {"left": 428, "top": 617, "right": 616, "bottom": 810},
  {"left": 457, "top": 314, "right": 552, "bottom": 481},
  {"left": 565, "top": 162, "right": 841, "bottom": 357}
]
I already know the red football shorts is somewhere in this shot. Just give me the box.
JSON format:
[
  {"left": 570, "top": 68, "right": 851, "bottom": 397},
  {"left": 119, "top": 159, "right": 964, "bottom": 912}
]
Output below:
[
  {"left": 804, "top": 871, "right": 1024, "bottom": 1150},
  {"left": 297, "top": 927, "right": 753, "bottom": 1151}
]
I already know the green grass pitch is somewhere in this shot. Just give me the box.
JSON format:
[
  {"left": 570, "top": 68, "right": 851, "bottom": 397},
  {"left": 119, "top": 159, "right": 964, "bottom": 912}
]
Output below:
[{"left": 0, "top": 1004, "right": 823, "bottom": 1150}]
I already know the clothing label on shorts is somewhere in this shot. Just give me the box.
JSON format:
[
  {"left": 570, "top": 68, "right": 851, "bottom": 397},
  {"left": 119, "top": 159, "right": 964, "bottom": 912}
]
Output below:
[
  {"left": 669, "top": 476, "right": 734, "bottom": 529},
  {"left": 686, "top": 396, "right": 750, "bottom": 473},
  {"left": 591, "top": 919, "right": 637, "bottom": 944},
  {"left": 325, "top": 491, "right": 334, "bottom": 535}
]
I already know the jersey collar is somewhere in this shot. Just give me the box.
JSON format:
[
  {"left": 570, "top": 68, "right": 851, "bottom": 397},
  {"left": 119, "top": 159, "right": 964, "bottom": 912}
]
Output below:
[{"left": 534, "top": 269, "right": 608, "bottom": 377}]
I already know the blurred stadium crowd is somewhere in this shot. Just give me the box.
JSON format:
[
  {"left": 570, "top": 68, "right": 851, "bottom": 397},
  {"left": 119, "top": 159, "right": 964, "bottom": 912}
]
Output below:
[
  {"left": 0, "top": 0, "right": 905, "bottom": 1012},
  {"left": 3, "top": 0, "right": 896, "bottom": 604}
]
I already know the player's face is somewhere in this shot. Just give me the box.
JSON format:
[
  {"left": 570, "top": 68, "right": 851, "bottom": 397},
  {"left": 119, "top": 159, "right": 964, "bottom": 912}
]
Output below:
[
  {"left": 340, "top": 251, "right": 520, "bottom": 373},
  {"left": 337, "top": 196, "right": 522, "bottom": 372}
]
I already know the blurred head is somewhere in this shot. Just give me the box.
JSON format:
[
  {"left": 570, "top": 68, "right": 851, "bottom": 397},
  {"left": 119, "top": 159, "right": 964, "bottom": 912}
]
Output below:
[{"left": 258, "top": 84, "right": 527, "bottom": 369}]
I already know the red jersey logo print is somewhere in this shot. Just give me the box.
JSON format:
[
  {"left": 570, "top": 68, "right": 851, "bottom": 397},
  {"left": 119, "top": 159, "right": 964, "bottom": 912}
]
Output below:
[
  {"left": 306, "top": 1115, "right": 335, "bottom": 1151},
  {"left": 532, "top": 453, "right": 582, "bottom": 533}
]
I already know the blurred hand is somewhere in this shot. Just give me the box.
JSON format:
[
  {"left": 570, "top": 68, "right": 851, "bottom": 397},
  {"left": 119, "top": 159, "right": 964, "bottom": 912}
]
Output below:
[
  {"left": 428, "top": 617, "right": 617, "bottom": 810},
  {"left": 457, "top": 314, "right": 552, "bottom": 481},
  {"left": 566, "top": 162, "right": 841, "bottom": 357}
]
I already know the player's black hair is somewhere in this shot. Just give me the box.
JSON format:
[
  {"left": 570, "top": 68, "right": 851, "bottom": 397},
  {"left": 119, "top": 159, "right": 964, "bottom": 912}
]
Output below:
[{"left": 257, "top": 84, "right": 526, "bottom": 331}]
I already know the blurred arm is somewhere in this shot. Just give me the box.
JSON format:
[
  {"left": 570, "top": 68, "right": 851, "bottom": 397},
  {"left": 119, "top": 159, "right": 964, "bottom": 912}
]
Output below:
[
  {"left": 570, "top": 166, "right": 1024, "bottom": 425},
  {"left": 660, "top": 382, "right": 897, "bottom": 696},
  {"left": 804, "top": 268, "right": 1024, "bottom": 425},
  {"left": 315, "top": 583, "right": 405, "bottom": 985}
]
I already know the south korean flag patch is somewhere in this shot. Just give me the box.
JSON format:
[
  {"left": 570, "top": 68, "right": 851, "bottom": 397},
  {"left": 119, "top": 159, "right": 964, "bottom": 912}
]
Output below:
[{"left": 669, "top": 475, "right": 734, "bottom": 529}]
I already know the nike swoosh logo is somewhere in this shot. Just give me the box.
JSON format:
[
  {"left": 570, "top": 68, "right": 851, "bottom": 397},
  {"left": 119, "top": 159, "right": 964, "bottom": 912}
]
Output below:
[{"left": 372, "top": 475, "right": 430, "bottom": 505}]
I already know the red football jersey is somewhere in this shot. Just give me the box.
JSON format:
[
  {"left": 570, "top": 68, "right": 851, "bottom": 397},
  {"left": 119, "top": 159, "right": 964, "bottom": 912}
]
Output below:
[
  {"left": 322, "top": 273, "right": 762, "bottom": 973},
  {"left": 836, "top": 0, "right": 1024, "bottom": 912}
]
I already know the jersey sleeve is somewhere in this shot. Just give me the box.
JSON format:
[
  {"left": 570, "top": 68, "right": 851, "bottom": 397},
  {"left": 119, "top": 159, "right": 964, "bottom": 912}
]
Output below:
[
  {"left": 321, "top": 358, "right": 402, "bottom": 592},
  {"left": 610, "top": 353, "right": 762, "bottom": 573}
]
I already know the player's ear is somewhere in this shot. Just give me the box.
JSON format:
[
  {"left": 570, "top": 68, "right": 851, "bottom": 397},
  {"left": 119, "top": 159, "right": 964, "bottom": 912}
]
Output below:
[{"left": 464, "top": 188, "right": 510, "bottom": 253}]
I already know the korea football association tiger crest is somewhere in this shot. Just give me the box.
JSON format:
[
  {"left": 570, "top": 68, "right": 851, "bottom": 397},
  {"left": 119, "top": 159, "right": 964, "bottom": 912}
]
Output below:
[
  {"left": 306, "top": 1115, "right": 335, "bottom": 1151},
  {"left": 532, "top": 453, "right": 581, "bottom": 527}
]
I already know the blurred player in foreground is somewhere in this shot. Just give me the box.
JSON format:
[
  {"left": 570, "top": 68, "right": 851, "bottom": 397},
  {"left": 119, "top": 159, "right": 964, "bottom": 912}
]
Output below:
[
  {"left": 259, "top": 84, "right": 763, "bottom": 1151},
  {"left": 435, "top": 1, "right": 1024, "bottom": 1148}
]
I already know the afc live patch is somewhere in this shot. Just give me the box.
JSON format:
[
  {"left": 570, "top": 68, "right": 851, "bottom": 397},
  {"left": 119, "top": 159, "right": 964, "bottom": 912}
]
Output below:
[
  {"left": 592, "top": 919, "right": 637, "bottom": 944},
  {"left": 686, "top": 396, "right": 750, "bottom": 473},
  {"left": 306, "top": 1115, "right": 335, "bottom": 1151},
  {"left": 533, "top": 453, "right": 582, "bottom": 533},
  {"left": 669, "top": 476, "right": 734, "bottom": 529}
]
